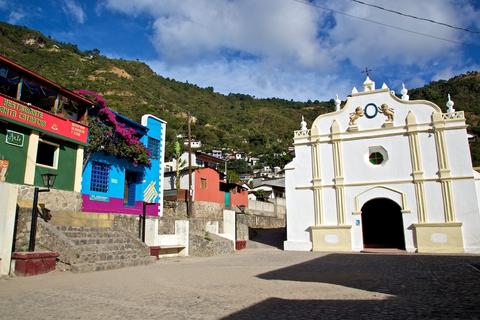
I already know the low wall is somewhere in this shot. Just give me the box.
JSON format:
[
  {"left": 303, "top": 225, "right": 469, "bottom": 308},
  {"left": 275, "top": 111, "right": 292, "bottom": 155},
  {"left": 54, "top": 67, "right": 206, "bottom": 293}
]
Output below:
[
  {"left": 189, "top": 232, "right": 234, "bottom": 257},
  {"left": 248, "top": 199, "right": 286, "bottom": 218},
  {"left": 236, "top": 213, "right": 286, "bottom": 241},
  {"left": 0, "top": 183, "right": 18, "bottom": 276},
  {"left": 162, "top": 200, "right": 224, "bottom": 234}
]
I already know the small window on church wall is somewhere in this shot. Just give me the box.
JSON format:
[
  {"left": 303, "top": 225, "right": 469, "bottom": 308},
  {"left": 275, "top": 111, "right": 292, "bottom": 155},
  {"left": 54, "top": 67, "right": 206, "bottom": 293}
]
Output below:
[
  {"left": 368, "top": 146, "right": 388, "bottom": 166},
  {"left": 369, "top": 152, "right": 384, "bottom": 165}
]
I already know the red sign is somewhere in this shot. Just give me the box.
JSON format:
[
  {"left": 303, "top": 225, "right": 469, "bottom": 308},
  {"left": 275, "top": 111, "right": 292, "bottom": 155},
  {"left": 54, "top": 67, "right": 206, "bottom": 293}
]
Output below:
[{"left": 0, "top": 95, "right": 88, "bottom": 144}]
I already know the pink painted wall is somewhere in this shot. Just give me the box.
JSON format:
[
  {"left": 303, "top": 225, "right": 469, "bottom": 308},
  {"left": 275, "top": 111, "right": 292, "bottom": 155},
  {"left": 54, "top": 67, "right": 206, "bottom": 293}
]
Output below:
[{"left": 82, "top": 195, "right": 159, "bottom": 216}]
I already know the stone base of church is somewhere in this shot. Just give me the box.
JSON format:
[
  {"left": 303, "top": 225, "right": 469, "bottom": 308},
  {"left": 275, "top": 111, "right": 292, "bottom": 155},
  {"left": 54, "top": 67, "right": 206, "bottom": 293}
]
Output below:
[
  {"left": 413, "top": 222, "right": 464, "bottom": 253},
  {"left": 311, "top": 225, "right": 352, "bottom": 252}
]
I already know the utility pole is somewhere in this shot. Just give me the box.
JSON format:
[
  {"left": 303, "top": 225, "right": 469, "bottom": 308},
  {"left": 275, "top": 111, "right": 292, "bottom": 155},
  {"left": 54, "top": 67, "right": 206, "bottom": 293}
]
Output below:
[
  {"left": 224, "top": 160, "right": 227, "bottom": 180},
  {"left": 187, "top": 112, "right": 193, "bottom": 217}
]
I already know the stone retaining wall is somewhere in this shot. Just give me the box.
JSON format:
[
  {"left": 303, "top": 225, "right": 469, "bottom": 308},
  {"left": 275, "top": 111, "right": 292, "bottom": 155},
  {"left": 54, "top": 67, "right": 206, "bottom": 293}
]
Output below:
[
  {"left": 236, "top": 213, "right": 286, "bottom": 241},
  {"left": 12, "top": 206, "right": 82, "bottom": 259},
  {"left": 13, "top": 208, "right": 155, "bottom": 250},
  {"left": 162, "top": 200, "right": 224, "bottom": 234},
  {"left": 189, "top": 232, "right": 234, "bottom": 257},
  {"left": 16, "top": 184, "right": 82, "bottom": 212}
]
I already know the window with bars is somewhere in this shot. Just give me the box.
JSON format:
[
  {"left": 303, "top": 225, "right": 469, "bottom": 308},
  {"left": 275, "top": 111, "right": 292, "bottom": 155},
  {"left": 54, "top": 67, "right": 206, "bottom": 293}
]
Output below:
[
  {"left": 148, "top": 137, "right": 160, "bottom": 160},
  {"left": 90, "top": 161, "right": 110, "bottom": 193}
]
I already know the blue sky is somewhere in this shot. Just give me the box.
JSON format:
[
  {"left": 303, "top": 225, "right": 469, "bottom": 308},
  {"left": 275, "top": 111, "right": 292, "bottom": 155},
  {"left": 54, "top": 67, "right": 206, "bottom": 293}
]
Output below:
[{"left": 1, "top": 0, "right": 479, "bottom": 101}]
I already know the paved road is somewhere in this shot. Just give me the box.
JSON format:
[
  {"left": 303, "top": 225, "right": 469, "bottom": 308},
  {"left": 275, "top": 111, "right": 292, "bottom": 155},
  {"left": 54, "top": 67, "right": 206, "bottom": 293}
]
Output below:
[{"left": 1, "top": 248, "right": 480, "bottom": 319}]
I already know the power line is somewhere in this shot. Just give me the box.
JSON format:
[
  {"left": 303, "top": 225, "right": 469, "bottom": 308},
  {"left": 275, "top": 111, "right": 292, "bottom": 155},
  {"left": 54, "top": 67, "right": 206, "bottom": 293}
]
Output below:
[
  {"left": 351, "top": 0, "right": 480, "bottom": 34},
  {"left": 289, "top": 0, "right": 465, "bottom": 45}
]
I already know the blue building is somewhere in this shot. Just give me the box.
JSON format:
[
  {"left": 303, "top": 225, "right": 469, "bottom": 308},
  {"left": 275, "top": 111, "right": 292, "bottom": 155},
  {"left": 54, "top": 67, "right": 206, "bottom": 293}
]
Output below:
[{"left": 81, "top": 113, "right": 166, "bottom": 216}]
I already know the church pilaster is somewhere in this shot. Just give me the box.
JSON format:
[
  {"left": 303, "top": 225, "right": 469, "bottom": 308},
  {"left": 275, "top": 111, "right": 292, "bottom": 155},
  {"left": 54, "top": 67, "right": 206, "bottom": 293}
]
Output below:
[
  {"left": 406, "top": 112, "right": 427, "bottom": 223},
  {"left": 432, "top": 112, "right": 455, "bottom": 222},
  {"left": 331, "top": 120, "right": 346, "bottom": 225},
  {"left": 311, "top": 126, "right": 323, "bottom": 226}
]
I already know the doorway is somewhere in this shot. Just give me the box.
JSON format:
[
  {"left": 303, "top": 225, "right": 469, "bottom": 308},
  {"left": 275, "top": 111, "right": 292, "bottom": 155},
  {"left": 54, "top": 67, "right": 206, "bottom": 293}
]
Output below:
[
  {"left": 361, "top": 198, "right": 405, "bottom": 249},
  {"left": 124, "top": 171, "right": 140, "bottom": 206}
]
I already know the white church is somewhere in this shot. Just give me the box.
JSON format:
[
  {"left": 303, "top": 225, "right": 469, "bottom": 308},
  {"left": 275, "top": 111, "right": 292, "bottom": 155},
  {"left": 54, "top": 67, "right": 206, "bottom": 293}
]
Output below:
[{"left": 284, "top": 76, "right": 480, "bottom": 253}]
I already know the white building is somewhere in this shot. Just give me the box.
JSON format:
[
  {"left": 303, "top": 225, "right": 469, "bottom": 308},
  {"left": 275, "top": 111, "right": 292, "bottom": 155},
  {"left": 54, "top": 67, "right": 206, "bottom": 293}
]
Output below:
[
  {"left": 284, "top": 77, "right": 480, "bottom": 253},
  {"left": 211, "top": 149, "right": 223, "bottom": 159}
]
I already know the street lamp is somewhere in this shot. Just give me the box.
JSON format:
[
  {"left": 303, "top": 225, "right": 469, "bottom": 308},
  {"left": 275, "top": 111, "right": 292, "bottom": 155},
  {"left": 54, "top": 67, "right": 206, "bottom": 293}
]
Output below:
[{"left": 28, "top": 173, "right": 57, "bottom": 252}]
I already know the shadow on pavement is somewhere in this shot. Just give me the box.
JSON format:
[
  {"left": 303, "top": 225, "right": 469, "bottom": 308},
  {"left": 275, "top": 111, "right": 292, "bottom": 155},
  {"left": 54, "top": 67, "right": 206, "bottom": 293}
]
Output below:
[
  {"left": 222, "top": 297, "right": 447, "bottom": 319},
  {"left": 223, "top": 253, "right": 480, "bottom": 319},
  {"left": 248, "top": 228, "right": 285, "bottom": 249}
]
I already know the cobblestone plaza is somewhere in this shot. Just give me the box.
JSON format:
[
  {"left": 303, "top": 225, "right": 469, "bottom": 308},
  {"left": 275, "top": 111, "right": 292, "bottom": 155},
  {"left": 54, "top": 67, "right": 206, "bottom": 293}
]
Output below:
[{"left": 1, "top": 248, "right": 480, "bottom": 319}]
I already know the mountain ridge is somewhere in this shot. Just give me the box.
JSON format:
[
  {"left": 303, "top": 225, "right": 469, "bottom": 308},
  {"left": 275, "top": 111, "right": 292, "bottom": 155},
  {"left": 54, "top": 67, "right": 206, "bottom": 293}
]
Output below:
[{"left": 1, "top": 21, "right": 479, "bottom": 165}]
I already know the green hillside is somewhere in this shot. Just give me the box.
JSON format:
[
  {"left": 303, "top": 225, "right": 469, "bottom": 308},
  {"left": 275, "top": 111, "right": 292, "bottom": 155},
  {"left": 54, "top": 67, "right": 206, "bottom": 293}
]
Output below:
[
  {"left": 1, "top": 22, "right": 479, "bottom": 165},
  {"left": 0, "top": 22, "right": 331, "bottom": 161}
]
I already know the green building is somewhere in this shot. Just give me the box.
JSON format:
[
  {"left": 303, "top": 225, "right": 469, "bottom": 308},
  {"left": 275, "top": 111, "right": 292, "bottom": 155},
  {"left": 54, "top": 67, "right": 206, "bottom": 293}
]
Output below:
[{"left": 0, "top": 55, "right": 91, "bottom": 191}]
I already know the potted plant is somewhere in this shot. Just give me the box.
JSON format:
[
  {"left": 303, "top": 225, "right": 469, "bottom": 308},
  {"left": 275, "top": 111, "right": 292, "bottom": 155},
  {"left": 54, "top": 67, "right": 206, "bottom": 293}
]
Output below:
[{"left": 0, "top": 157, "right": 9, "bottom": 182}]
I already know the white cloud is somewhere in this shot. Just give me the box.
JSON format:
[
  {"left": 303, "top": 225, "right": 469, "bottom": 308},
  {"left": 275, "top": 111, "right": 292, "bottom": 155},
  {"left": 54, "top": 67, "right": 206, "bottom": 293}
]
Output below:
[
  {"left": 62, "top": 0, "right": 86, "bottom": 24},
  {"left": 326, "top": 0, "right": 474, "bottom": 68},
  {"left": 432, "top": 64, "right": 480, "bottom": 81},
  {"left": 103, "top": 0, "right": 480, "bottom": 99},
  {"left": 8, "top": 10, "right": 25, "bottom": 24},
  {"left": 147, "top": 59, "right": 350, "bottom": 101},
  {"left": 104, "top": 0, "right": 332, "bottom": 68}
]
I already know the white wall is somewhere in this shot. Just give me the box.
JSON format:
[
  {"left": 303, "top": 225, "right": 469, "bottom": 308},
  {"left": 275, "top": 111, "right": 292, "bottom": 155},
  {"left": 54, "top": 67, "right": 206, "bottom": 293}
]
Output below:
[
  {"left": 0, "top": 183, "right": 18, "bottom": 276},
  {"left": 285, "top": 85, "right": 480, "bottom": 252},
  {"left": 284, "top": 144, "right": 314, "bottom": 250}
]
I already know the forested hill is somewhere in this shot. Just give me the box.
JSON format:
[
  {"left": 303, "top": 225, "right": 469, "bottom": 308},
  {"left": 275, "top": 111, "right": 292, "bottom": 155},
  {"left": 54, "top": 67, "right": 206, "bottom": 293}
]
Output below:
[
  {"left": 1, "top": 22, "right": 479, "bottom": 164},
  {"left": 0, "top": 22, "right": 332, "bottom": 159}
]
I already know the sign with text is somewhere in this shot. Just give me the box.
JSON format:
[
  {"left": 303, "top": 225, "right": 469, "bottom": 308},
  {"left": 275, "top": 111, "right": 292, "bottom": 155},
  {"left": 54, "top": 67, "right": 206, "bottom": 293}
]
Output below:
[
  {"left": 0, "top": 95, "right": 88, "bottom": 144},
  {"left": 89, "top": 194, "right": 110, "bottom": 202},
  {"left": 5, "top": 129, "right": 24, "bottom": 147}
]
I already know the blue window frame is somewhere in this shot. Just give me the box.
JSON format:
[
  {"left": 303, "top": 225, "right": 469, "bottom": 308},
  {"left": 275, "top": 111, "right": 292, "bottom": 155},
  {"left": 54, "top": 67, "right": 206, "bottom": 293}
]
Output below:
[
  {"left": 90, "top": 161, "right": 110, "bottom": 193},
  {"left": 148, "top": 137, "right": 160, "bottom": 160}
]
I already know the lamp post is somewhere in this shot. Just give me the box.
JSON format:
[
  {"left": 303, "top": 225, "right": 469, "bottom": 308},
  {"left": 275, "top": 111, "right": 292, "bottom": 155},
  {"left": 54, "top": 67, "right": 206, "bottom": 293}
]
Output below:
[{"left": 28, "top": 173, "right": 56, "bottom": 252}]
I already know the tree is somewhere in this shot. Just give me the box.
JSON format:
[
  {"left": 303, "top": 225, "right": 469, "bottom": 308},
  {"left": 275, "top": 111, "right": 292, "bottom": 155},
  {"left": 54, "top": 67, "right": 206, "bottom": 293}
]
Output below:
[
  {"left": 226, "top": 171, "right": 240, "bottom": 184},
  {"left": 174, "top": 141, "right": 186, "bottom": 189},
  {"left": 227, "top": 159, "right": 251, "bottom": 174}
]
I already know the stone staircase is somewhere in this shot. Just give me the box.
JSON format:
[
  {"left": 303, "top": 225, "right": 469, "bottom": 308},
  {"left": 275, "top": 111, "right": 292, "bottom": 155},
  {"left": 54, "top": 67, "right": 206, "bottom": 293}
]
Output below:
[{"left": 37, "top": 222, "right": 155, "bottom": 273}]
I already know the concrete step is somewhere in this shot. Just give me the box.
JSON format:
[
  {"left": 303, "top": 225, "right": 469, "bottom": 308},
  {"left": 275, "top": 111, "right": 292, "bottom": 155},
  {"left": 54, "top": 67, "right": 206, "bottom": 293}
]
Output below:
[
  {"left": 61, "top": 230, "right": 127, "bottom": 238},
  {"left": 70, "top": 256, "right": 155, "bottom": 273},
  {"left": 75, "top": 250, "right": 150, "bottom": 264},
  {"left": 69, "top": 237, "right": 137, "bottom": 246}
]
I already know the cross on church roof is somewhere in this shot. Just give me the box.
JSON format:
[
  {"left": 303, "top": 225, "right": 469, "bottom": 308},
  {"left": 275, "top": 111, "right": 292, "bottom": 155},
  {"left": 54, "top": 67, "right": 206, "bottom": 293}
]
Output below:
[{"left": 362, "top": 67, "right": 372, "bottom": 78}]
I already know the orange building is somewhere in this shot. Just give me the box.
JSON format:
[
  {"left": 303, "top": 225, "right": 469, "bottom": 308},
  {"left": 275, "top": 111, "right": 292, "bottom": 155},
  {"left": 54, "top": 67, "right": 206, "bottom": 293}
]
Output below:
[{"left": 165, "top": 167, "right": 248, "bottom": 209}]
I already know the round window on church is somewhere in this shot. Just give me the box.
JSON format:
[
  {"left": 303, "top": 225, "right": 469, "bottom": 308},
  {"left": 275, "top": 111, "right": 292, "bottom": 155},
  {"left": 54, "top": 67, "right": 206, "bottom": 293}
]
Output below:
[{"left": 369, "top": 152, "right": 384, "bottom": 165}]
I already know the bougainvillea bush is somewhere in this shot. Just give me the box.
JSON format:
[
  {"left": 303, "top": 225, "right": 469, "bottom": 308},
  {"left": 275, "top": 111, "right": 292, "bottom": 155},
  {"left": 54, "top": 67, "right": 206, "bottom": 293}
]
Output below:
[{"left": 75, "top": 89, "right": 150, "bottom": 166}]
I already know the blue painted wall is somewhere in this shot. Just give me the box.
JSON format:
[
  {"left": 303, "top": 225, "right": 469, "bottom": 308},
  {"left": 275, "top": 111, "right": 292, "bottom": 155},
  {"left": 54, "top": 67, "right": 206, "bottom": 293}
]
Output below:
[
  {"left": 140, "top": 115, "right": 165, "bottom": 205},
  {"left": 81, "top": 113, "right": 166, "bottom": 215}
]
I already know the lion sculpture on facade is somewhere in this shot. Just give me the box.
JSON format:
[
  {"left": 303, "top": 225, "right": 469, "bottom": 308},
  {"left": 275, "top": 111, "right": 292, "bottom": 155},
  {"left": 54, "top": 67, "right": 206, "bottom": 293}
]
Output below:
[
  {"left": 379, "top": 103, "right": 394, "bottom": 122},
  {"left": 349, "top": 106, "right": 364, "bottom": 126}
]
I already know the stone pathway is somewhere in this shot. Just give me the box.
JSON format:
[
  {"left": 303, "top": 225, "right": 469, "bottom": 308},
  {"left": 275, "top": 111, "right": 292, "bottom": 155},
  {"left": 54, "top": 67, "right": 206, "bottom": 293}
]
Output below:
[{"left": 1, "top": 248, "right": 480, "bottom": 319}]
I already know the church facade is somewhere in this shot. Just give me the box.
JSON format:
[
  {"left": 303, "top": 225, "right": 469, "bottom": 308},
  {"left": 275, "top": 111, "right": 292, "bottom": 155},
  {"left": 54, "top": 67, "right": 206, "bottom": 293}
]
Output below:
[{"left": 284, "top": 77, "right": 480, "bottom": 253}]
